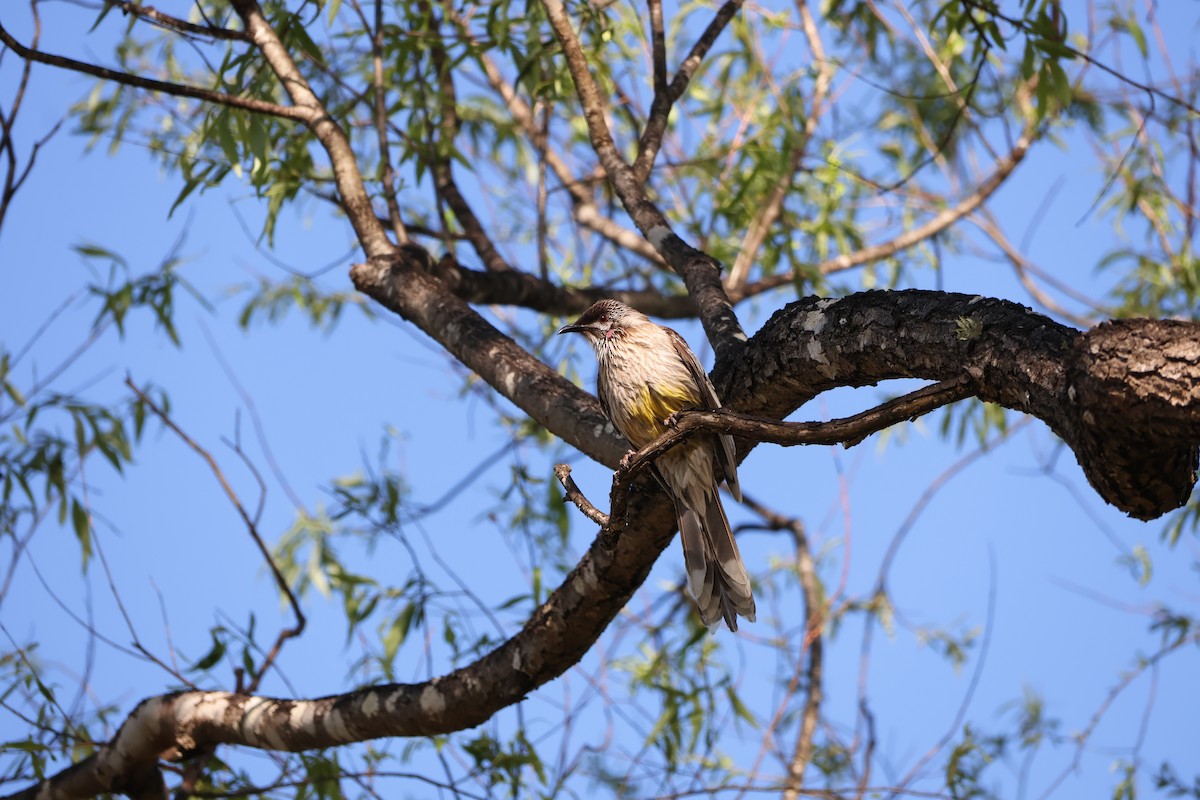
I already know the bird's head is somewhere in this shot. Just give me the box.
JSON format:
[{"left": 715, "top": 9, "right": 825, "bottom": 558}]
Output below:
[{"left": 557, "top": 299, "right": 640, "bottom": 343}]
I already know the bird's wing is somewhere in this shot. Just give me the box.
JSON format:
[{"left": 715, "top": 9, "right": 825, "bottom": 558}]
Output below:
[{"left": 663, "top": 327, "right": 742, "bottom": 503}]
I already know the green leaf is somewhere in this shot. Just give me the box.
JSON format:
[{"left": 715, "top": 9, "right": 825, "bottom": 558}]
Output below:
[
  {"left": 70, "top": 499, "right": 92, "bottom": 568},
  {"left": 3, "top": 378, "right": 26, "bottom": 408},
  {"left": 1031, "top": 38, "right": 1076, "bottom": 60},
  {"left": 382, "top": 603, "right": 417, "bottom": 664},
  {"left": 190, "top": 631, "right": 228, "bottom": 672},
  {"left": 724, "top": 686, "right": 759, "bottom": 728},
  {"left": 1125, "top": 15, "right": 1148, "bottom": 58}
]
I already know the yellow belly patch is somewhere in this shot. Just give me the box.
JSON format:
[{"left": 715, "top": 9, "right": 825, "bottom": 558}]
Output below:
[{"left": 621, "top": 382, "right": 700, "bottom": 445}]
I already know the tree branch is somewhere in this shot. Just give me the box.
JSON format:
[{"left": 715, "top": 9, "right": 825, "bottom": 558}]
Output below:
[
  {"left": 741, "top": 129, "right": 1033, "bottom": 295},
  {"left": 631, "top": 0, "right": 743, "bottom": 183},
  {"left": 539, "top": 0, "right": 744, "bottom": 358},
  {"left": 446, "top": 13, "right": 665, "bottom": 266},
  {"left": 364, "top": 0, "right": 409, "bottom": 243},
  {"left": 726, "top": 0, "right": 831, "bottom": 291},
  {"left": 425, "top": 252, "right": 695, "bottom": 317},
  {"left": 124, "top": 377, "right": 304, "bottom": 693},
  {"left": 614, "top": 375, "right": 975, "bottom": 488},
  {"left": 0, "top": 19, "right": 307, "bottom": 122},
  {"left": 228, "top": 0, "right": 392, "bottom": 257},
  {"left": 720, "top": 290, "right": 1200, "bottom": 519},
  {"left": 558, "top": 375, "right": 975, "bottom": 529},
  {"left": 7, "top": 460, "right": 681, "bottom": 800},
  {"left": 103, "top": 0, "right": 251, "bottom": 42}
]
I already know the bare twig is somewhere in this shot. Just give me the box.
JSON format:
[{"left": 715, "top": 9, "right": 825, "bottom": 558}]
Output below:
[
  {"left": 619, "top": 375, "right": 975, "bottom": 482},
  {"left": 738, "top": 497, "right": 824, "bottom": 799},
  {"left": 103, "top": 0, "right": 251, "bottom": 42},
  {"left": 365, "top": 0, "right": 408, "bottom": 243},
  {"left": 553, "top": 464, "right": 610, "bottom": 527},
  {"left": 1036, "top": 629, "right": 1200, "bottom": 800},
  {"left": 630, "top": 0, "right": 744, "bottom": 183},
  {"left": 557, "top": 375, "right": 975, "bottom": 531},
  {"left": 124, "top": 377, "right": 305, "bottom": 691}
]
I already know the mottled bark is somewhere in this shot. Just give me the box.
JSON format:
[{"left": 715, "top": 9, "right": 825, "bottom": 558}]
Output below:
[
  {"left": 718, "top": 291, "right": 1200, "bottom": 519},
  {"left": 6, "top": 480, "right": 677, "bottom": 800}
]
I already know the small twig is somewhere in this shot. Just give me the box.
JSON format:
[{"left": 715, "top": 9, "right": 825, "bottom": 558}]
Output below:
[
  {"left": 105, "top": 0, "right": 250, "bottom": 42},
  {"left": 553, "top": 464, "right": 609, "bottom": 527},
  {"left": 557, "top": 375, "right": 975, "bottom": 529},
  {"left": 620, "top": 374, "right": 975, "bottom": 481},
  {"left": 367, "top": 0, "right": 408, "bottom": 244},
  {"left": 125, "top": 376, "right": 305, "bottom": 692},
  {"left": 738, "top": 495, "right": 825, "bottom": 800}
]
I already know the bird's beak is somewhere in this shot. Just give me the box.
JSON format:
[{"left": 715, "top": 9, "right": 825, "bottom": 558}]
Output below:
[{"left": 558, "top": 323, "right": 585, "bottom": 335}]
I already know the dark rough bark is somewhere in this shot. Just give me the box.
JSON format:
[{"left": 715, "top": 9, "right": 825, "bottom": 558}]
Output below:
[
  {"left": 350, "top": 248, "right": 628, "bottom": 468},
  {"left": 717, "top": 290, "right": 1200, "bottom": 519},
  {"left": 1069, "top": 319, "right": 1200, "bottom": 518}
]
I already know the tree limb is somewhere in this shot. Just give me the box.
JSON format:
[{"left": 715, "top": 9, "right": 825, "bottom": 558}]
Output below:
[
  {"left": 103, "top": 0, "right": 251, "bottom": 42},
  {"left": 539, "top": 0, "right": 744, "bottom": 357},
  {"left": 719, "top": 290, "right": 1200, "bottom": 519},
  {"left": 630, "top": 0, "right": 744, "bottom": 183},
  {"left": 0, "top": 19, "right": 307, "bottom": 122}
]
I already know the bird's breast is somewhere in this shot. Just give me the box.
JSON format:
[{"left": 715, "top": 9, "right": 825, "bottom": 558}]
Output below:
[{"left": 598, "top": 345, "right": 701, "bottom": 447}]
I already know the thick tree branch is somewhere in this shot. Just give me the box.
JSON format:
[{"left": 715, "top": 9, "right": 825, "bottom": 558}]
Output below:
[
  {"left": 10, "top": 289, "right": 1199, "bottom": 799},
  {"left": 721, "top": 290, "right": 1200, "bottom": 518},
  {"left": 348, "top": 247, "right": 628, "bottom": 468},
  {"left": 8, "top": 455, "right": 680, "bottom": 800}
]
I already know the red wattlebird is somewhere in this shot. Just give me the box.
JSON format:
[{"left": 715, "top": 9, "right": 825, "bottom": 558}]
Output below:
[{"left": 560, "top": 300, "right": 755, "bottom": 631}]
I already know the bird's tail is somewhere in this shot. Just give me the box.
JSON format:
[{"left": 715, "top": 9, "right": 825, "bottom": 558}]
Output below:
[{"left": 677, "top": 488, "right": 756, "bottom": 631}]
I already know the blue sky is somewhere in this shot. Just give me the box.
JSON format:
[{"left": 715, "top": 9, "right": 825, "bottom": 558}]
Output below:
[{"left": 1, "top": 3, "right": 1198, "bottom": 798}]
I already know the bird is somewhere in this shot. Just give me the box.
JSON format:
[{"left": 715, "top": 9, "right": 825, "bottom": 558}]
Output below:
[{"left": 558, "top": 299, "right": 756, "bottom": 631}]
